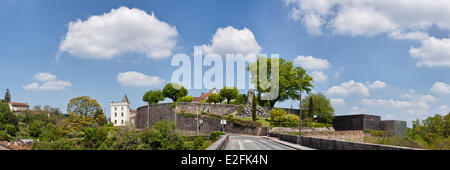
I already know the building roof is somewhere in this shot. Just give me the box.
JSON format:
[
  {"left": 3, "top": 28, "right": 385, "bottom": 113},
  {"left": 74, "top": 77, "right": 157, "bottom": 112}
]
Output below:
[
  {"left": 193, "top": 88, "right": 217, "bottom": 102},
  {"left": 121, "top": 94, "right": 129, "bottom": 104},
  {"left": 130, "top": 109, "right": 137, "bottom": 119},
  {"left": 9, "top": 102, "right": 29, "bottom": 107}
]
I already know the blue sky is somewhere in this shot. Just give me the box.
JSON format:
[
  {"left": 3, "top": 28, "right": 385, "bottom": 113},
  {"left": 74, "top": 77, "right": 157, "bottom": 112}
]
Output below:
[{"left": 0, "top": 0, "right": 449, "bottom": 125}]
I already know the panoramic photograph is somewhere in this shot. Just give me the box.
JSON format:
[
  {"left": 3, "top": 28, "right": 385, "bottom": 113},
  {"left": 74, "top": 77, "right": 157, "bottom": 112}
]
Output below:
[{"left": 0, "top": 0, "right": 449, "bottom": 167}]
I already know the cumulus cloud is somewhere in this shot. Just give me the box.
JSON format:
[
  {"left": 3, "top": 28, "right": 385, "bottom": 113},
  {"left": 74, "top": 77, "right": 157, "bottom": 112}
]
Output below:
[
  {"left": 34, "top": 72, "right": 56, "bottom": 82},
  {"left": 326, "top": 80, "right": 370, "bottom": 97},
  {"left": 201, "top": 26, "right": 262, "bottom": 56},
  {"left": 361, "top": 99, "right": 425, "bottom": 109},
  {"left": 389, "top": 30, "right": 430, "bottom": 41},
  {"left": 409, "top": 37, "right": 450, "bottom": 68},
  {"left": 59, "top": 6, "right": 178, "bottom": 59},
  {"left": 430, "top": 82, "right": 450, "bottom": 94},
  {"left": 367, "top": 80, "right": 387, "bottom": 90},
  {"left": 23, "top": 73, "right": 72, "bottom": 91},
  {"left": 117, "top": 71, "right": 164, "bottom": 87},
  {"left": 330, "top": 98, "right": 345, "bottom": 106},
  {"left": 293, "top": 55, "right": 330, "bottom": 70},
  {"left": 302, "top": 13, "right": 323, "bottom": 35},
  {"left": 311, "top": 71, "right": 328, "bottom": 83},
  {"left": 285, "top": 0, "right": 450, "bottom": 36}
]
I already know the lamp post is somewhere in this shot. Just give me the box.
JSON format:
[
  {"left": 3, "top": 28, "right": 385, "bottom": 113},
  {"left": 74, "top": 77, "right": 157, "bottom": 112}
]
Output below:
[{"left": 299, "top": 77, "right": 302, "bottom": 145}]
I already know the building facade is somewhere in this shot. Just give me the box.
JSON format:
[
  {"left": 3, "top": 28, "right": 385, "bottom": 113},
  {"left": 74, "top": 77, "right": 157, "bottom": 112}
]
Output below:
[
  {"left": 8, "top": 102, "right": 29, "bottom": 114},
  {"left": 110, "top": 95, "right": 132, "bottom": 127}
]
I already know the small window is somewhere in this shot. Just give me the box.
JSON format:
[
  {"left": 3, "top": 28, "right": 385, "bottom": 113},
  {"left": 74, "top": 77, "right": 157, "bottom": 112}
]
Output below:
[
  {"left": 121, "top": 120, "right": 123, "bottom": 124},
  {"left": 121, "top": 107, "right": 123, "bottom": 110},
  {"left": 122, "top": 113, "right": 124, "bottom": 117},
  {"left": 115, "top": 107, "right": 117, "bottom": 111},
  {"left": 115, "top": 113, "right": 117, "bottom": 117},
  {"left": 115, "top": 120, "right": 117, "bottom": 124}
]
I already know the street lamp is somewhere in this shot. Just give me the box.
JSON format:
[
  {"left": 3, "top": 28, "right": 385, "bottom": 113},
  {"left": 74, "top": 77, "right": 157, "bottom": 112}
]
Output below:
[{"left": 298, "top": 77, "right": 302, "bottom": 146}]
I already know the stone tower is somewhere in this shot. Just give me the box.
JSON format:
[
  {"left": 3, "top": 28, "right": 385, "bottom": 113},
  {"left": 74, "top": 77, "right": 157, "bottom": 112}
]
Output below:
[{"left": 110, "top": 94, "right": 131, "bottom": 127}]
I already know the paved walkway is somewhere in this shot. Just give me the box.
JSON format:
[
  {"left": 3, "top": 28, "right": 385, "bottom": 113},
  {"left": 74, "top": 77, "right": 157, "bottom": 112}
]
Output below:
[{"left": 224, "top": 134, "right": 297, "bottom": 150}]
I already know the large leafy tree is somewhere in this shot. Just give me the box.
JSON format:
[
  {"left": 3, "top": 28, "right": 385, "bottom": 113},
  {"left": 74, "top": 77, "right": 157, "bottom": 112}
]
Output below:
[
  {"left": 219, "top": 86, "right": 239, "bottom": 104},
  {"left": 65, "top": 96, "right": 106, "bottom": 134},
  {"left": 67, "top": 96, "right": 102, "bottom": 117},
  {"left": 162, "top": 83, "right": 188, "bottom": 102},
  {"left": 301, "top": 93, "right": 335, "bottom": 124},
  {"left": 143, "top": 89, "right": 165, "bottom": 105},
  {"left": 4, "top": 89, "right": 11, "bottom": 103},
  {"left": 206, "top": 94, "right": 223, "bottom": 104},
  {"left": 247, "top": 57, "right": 313, "bottom": 107}
]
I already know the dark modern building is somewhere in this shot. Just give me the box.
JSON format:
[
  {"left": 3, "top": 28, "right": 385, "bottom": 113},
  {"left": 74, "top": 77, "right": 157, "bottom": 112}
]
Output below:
[{"left": 332, "top": 114, "right": 407, "bottom": 137}]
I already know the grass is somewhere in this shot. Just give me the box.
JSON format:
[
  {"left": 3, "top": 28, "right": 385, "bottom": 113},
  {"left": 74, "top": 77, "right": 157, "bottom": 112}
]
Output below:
[{"left": 231, "top": 116, "right": 270, "bottom": 127}]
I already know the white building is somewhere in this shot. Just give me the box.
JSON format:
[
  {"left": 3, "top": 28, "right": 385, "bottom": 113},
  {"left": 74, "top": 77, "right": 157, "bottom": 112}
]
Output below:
[
  {"left": 8, "top": 102, "right": 29, "bottom": 114},
  {"left": 110, "top": 95, "right": 132, "bottom": 127}
]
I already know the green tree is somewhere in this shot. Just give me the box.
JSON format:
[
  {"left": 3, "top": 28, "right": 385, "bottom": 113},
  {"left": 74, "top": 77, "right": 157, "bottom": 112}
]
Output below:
[
  {"left": 206, "top": 94, "right": 223, "bottom": 104},
  {"left": 29, "top": 120, "right": 43, "bottom": 137},
  {"left": 67, "top": 96, "right": 102, "bottom": 117},
  {"left": 247, "top": 57, "right": 313, "bottom": 107},
  {"left": 140, "top": 120, "right": 186, "bottom": 150},
  {"left": 4, "top": 89, "right": 11, "bottom": 103},
  {"left": 177, "top": 96, "right": 193, "bottom": 102},
  {"left": 301, "top": 93, "right": 335, "bottom": 124},
  {"left": 219, "top": 86, "right": 239, "bottom": 104},
  {"left": 162, "top": 83, "right": 188, "bottom": 102},
  {"left": 143, "top": 89, "right": 165, "bottom": 105},
  {"left": 252, "top": 94, "right": 257, "bottom": 121},
  {"left": 230, "top": 94, "right": 247, "bottom": 105}
]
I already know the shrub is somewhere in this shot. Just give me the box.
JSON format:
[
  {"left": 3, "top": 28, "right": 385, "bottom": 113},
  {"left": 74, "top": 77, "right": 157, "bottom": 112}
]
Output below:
[
  {"left": 228, "top": 114, "right": 233, "bottom": 119},
  {"left": 193, "top": 136, "right": 205, "bottom": 150},
  {"left": 366, "top": 130, "right": 387, "bottom": 137},
  {"left": 210, "top": 131, "right": 225, "bottom": 141},
  {"left": 177, "top": 96, "right": 193, "bottom": 102},
  {"left": 269, "top": 109, "right": 286, "bottom": 122},
  {"left": 4, "top": 124, "right": 17, "bottom": 136},
  {"left": 0, "top": 130, "right": 12, "bottom": 141}
]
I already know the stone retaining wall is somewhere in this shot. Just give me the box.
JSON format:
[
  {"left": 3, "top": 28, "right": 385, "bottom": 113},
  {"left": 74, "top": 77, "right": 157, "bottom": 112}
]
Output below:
[{"left": 268, "top": 133, "right": 422, "bottom": 150}]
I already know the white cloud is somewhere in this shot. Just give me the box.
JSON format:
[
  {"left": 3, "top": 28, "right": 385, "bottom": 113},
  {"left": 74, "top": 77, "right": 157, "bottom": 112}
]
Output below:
[
  {"left": 330, "top": 7, "right": 396, "bottom": 36},
  {"left": 311, "top": 71, "right": 328, "bottom": 83},
  {"left": 348, "top": 106, "right": 367, "bottom": 115},
  {"left": 59, "top": 6, "right": 178, "bottom": 59},
  {"left": 34, "top": 73, "right": 56, "bottom": 82},
  {"left": 430, "top": 82, "right": 450, "bottom": 94},
  {"left": 439, "top": 105, "right": 448, "bottom": 111},
  {"left": 201, "top": 26, "right": 262, "bottom": 56},
  {"left": 361, "top": 99, "right": 429, "bottom": 110},
  {"left": 389, "top": 30, "right": 430, "bottom": 41},
  {"left": 410, "top": 37, "right": 450, "bottom": 68},
  {"left": 285, "top": 0, "right": 450, "bottom": 36},
  {"left": 367, "top": 80, "right": 387, "bottom": 90},
  {"left": 23, "top": 73, "right": 72, "bottom": 91},
  {"left": 293, "top": 55, "right": 330, "bottom": 70},
  {"left": 302, "top": 13, "right": 323, "bottom": 35},
  {"left": 330, "top": 98, "right": 345, "bottom": 106},
  {"left": 326, "top": 80, "right": 370, "bottom": 97},
  {"left": 117, "top": 71, "right": 164, "bottom": 87}
]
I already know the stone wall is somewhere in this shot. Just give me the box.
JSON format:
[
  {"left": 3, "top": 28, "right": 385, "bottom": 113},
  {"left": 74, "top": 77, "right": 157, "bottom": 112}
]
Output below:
[
  {"left": 268, "top": 133, "right": 422, "bottom": 150},
  {"left": 136, "top": 103, "right": 269, "bottom": 136}
]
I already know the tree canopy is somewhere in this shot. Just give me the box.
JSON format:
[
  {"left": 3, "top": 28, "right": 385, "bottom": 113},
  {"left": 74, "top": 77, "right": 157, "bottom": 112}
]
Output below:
[
  {"left": 143, "top": 89, "right": 165, "bottom": 105},
  {"left": 206, "top": 93, "right": 223, "bottom": 104},
  {"left": 162, "top": 83, "right": 188, "bottom": 102},
  {"left": 247, "top": 57, "right": 313, "bottom": 107},
  {"left": 4, "top": 89, "right": 11, "bottom": 103},
  {"left": 301, "top": 93, "right": 335, "bottom": 124},
  {"left": 219, "top": 86, "right": 239, "bottom": 104}
]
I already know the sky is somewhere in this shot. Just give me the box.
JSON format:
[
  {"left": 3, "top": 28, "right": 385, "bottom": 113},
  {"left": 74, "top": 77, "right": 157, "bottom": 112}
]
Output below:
[{"left": 0, "top": 0, "right": 449, "bottom": 126}]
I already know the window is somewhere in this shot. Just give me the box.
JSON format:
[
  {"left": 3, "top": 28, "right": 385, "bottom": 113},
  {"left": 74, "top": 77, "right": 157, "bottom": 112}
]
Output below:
[
  {"left": 122, "top": 113, "right": 123, "bottom": 117},
  {"left": 121, "top": 107, "right": 123, "bottom": 110},
  {"left": 115, "top": 120, "right": 117, "bottom": 124},
  {"left": 115, "top": 113, "right": 117, "bottom": 117},
  {"left": 115, "top": 107, "right": 117, "bottom": 111},
  {"left": 121, "top": 120, "right": 123, "bottom": 124}
]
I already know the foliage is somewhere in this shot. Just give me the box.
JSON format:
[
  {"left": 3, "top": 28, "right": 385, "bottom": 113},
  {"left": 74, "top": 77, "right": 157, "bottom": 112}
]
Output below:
[
  {"left": 252, "top": 93, "right": 257, "bottom": 121},
  {"left": 219, "top": 86, "right": 239, "bottom": 104},
  {"left": 177, "top": 96, "right": 193, "bottom": 103},
  {"left": 143, "top": 89, "right": 165, "bottom": 105},
  {"left": 247, "top": 57, "right": 313, "bottom": 107},
  {"left": 230, "top": 94, "right": 247, "bottom": 105},
  {"left": 209, "top": 131, "right": 225, "bottom": 141},
  {"left": 0, "top": 130, "right": 12, "bottom": 141},
  {"left": 4, "top": 124, "right": 17, "bottom": 136},
  {"left": 162, "top": 83, "right": 188, "bottom": 102},
  {"left": 365, "top": 130, "right": 387, "bottom": 137},
  {"left": 269, "top": 109, "right": 287, "bottom": 122},
  {"left": 29, "top": 120, "right": 43, "bottom": 137},
  {"left": 67, "top": 96, "right": 102, "bottom": 117},
  {"left": 206, "top": 93, "right": 223, "bottom": 104},
  {"left": 64, "top": 96, "right": 106, "bottom": 134},
  {"left": 141, "top": 120, "right": 186, "bottom": 150},
  {"left": 301, "top": 93, "right": 335, "bottom": 124},
  {"left": 4, "top": 89, "right": 11, "bottom": 103}
]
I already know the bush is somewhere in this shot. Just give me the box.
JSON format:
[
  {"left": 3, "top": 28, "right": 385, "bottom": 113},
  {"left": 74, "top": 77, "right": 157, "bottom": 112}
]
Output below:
[
  {"left": 193, "top": 136, "right": 205, "bottom": 150},
  {"left": 366, "top": 130, "right": 387, "bottom": 137},
  {"left": 4, "top": 124, "right": 17, "bottom": 136},
  {"left": 0, "top": 130, "right": 12, "bottom": 141},
  {"left": 177, "top": 96, "right": 193, "bottom": 102},
  {"left": 269, "top": 109, "right": 286, "bottom": 122},
  {"left": 210, "top": 131, "right": 225, "bottom": 141},
  {"left": 228, "top": 114, "right": 233, "bottom": 119}
]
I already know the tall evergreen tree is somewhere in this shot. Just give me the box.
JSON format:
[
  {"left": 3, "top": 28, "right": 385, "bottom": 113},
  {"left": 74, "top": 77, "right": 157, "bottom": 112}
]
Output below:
[{"left": 4, "top": 89, "right": 11, "bottom": 102}]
